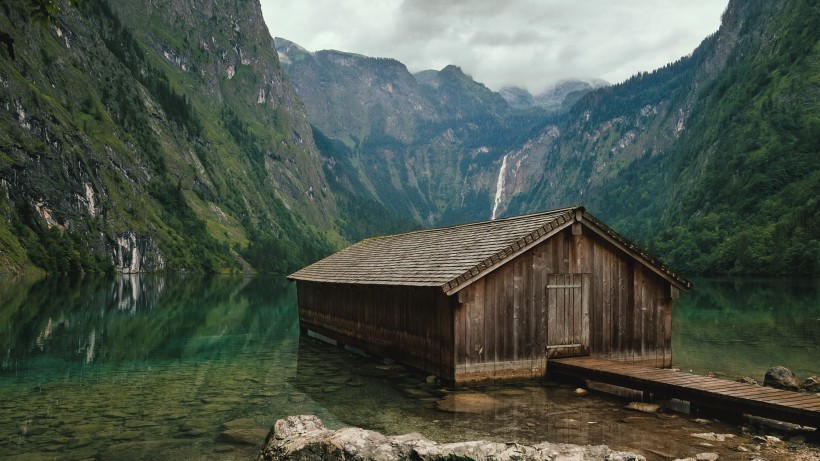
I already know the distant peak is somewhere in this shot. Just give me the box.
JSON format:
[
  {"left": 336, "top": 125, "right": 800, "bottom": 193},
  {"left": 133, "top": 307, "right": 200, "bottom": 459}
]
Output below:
[
  {"left": 274, "top": 37, "right": 308, "bottom": 52},
  {"left": 441, "top": 64, "right": 465, "bottom": 75}
]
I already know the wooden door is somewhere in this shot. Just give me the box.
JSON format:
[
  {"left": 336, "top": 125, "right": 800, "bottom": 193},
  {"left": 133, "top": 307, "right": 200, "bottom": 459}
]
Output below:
[{"left": 545, "top": 273, "right": 590, "bottom": 358}]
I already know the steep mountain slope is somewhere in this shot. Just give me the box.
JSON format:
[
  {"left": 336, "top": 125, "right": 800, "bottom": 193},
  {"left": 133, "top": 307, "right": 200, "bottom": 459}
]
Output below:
[
  {"left": 276, "top": 39, "right": 550, "bottom": 225},
  {"left": 506, "top": 0, "right": 819, "bottom": 274},
  {"left": 0, "top": 0, "right": 340, "bottom": 273}
]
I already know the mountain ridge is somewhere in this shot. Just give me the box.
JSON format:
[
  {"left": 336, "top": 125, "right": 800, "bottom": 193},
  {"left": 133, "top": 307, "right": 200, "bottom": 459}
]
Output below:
[{"left": 275, "top": 36, "right": 554, "bottom": 226}]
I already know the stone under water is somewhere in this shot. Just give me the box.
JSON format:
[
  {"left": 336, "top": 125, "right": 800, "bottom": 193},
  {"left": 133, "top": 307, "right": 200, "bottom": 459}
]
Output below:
[{"left": 435, "top": 391, "right": 504, "bottom": 413}]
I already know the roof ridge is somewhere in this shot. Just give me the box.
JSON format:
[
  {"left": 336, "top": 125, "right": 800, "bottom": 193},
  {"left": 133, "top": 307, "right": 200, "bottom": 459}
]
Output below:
[{"left": 357, "top": 205, "right": 583, "bottom": 243}]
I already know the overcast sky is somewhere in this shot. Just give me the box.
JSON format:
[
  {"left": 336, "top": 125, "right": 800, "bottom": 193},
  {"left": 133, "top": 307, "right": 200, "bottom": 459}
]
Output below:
[{"left": 259, "top": 0, "right": 728, "bottom": 94}]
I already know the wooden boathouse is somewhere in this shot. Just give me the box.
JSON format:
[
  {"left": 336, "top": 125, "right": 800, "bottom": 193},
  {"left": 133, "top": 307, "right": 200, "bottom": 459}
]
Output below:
[{"left": 288, "top": 206, "right": 692, "bottom": 385}]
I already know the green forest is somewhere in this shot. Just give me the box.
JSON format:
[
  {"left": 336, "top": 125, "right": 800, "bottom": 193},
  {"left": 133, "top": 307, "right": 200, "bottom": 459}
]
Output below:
[{"left": 633, "top": 0, "right": 819, "bottom": 275}]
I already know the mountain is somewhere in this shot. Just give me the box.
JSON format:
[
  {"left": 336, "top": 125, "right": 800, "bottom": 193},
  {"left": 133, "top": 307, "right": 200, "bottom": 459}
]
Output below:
[
  {"left": 504, "top": 0, "right": 820, "bottom": 275},
  {"left": 279, "top": 0, "right": 819, "bottom": 276},
  {"left": 276, "top": 38, "right": 549, "bottom": 225},
  {"left": 2, "top": 0, "right": 816, "bottom": 276},
  {"left": 0, "top": 0, "right": 344, "bottom": 273},
  {"left": 499, "top": 79, "right": 610, "bottom": 112}
]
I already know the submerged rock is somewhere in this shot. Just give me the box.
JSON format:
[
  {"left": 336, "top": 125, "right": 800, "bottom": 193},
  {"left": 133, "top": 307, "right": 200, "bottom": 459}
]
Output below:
[
  {"left": 222, "top": 417, "right": 257, "bottom": 430},
  {"left": 100, "top": 440, "right": 184, "bottom": 459},
  {"left": 625, "top": 402, "right": 661, "bottom": 414},
  {"left": 435, "top": 392, "right": 503, "bottom": 413},
  {"left": 801, "top": 376, "right": 820, "bottom": 392},
  {"left": 219, "top": 428, "right": 269, "bottom": 445},
  {"left": 256, "top": 415, "right": 646, "bottom": 461},
  {"left": 763, "top": 366, "right": 800, "bottom": 391},
  {"left": 736, "top": 376, "right": 758, "bottom": 385},
  {"left": 695, "top": 453, "right": 719, "bottom": 461},
  {"left": 690, "top": 433, "right": 735, "bottom": 442}
]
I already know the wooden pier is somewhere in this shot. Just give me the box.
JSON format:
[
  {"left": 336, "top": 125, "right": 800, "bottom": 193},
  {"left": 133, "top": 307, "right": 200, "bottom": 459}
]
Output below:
[{"left": 549, "top": 356, "right": 820, "bottom": 428}]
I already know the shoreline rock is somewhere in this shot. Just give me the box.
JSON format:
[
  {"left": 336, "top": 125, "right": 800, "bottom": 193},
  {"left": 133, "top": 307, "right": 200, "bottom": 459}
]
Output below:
[
  {"left": 256, "top": 415, "right": 646, "bottom": 461},
  {"left": 802, "top": 376, "right": 820, "bottom": 393},
  {"left": 763, "top": 366, "right": 800, "bottom": 391}
]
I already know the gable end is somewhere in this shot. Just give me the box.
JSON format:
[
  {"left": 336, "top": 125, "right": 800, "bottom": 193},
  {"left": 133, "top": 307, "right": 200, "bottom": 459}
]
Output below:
[{"left": 442, "top": 210, "right": 575, "bottom": 295}]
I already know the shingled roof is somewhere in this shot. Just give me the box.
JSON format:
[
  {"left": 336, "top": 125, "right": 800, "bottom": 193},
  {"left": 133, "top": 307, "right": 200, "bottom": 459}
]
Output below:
[{"left": 288, "top": 206, "right": 691, "bottom": 294}]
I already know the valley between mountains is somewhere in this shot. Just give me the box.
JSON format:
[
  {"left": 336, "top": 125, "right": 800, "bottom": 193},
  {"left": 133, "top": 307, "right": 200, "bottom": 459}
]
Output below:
[{"left": 1, "top": 0, "right": 817, "bottom": 276}]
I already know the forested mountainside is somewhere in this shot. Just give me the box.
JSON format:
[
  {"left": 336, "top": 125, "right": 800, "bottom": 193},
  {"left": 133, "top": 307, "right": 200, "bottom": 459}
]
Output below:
[
  {"left": 0, "top": 0, "right": 387, "bottom": 274},
  {"left": 281, "top": 0, "right": 819, "bottom": 275},
  {"left": 506, "top": 0, "right": 819, "bottom": 275}
]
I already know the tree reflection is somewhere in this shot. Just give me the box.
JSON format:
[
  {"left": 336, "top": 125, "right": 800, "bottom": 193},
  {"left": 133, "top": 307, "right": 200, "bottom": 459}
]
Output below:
[{"left": 0, "top": 274, "right": 298, "bottom": 371}]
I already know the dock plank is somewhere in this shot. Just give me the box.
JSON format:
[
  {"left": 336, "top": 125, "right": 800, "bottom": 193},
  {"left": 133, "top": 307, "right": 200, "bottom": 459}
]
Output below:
[{"left": 549, "top": 356, "right": 820, "bottom": 428}]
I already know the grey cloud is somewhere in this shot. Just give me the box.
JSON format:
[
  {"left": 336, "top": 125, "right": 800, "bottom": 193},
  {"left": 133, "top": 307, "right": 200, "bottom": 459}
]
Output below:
[{"left": 260, "top": 0, "right": 728, "bottom": 92}]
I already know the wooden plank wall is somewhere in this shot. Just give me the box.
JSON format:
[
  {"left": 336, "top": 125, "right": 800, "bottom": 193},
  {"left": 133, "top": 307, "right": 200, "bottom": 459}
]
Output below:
[
  {"left": 297, "top": 282, "right": 455, "bottom": 380},
  {"left": 588, "top": 233, "right": 672, "bottom": 367},
  {"left": 455, "top": 227, "right": 673, "bottom": 383}
]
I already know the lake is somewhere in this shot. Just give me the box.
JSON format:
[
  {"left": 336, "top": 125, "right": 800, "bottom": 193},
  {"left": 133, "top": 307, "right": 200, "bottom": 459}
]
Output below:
[{"left": 0, "top": 274, "right": 817, "bottom": 460}]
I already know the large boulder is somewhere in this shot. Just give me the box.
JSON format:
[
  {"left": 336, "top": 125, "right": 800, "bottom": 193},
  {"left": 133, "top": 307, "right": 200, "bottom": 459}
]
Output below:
[
  {"left": 256, "top": 415, "right": 645, "bottom": 461},
  {"left": 763, "top": 366, "right": 801, "bottom": 391}
]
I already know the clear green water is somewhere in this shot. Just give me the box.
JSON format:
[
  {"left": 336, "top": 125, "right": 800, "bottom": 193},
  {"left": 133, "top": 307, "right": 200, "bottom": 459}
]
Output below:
[
  {"left": 673, "top": 277, "right": 820, "bottom": 381},
  {"left": 0, "top": 274, "right": 817, "bottom": 460}
]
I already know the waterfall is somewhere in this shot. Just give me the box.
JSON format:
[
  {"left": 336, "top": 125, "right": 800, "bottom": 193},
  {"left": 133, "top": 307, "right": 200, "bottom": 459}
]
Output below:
[{"left": 491, "top": 154, "right": 509, "bottom": 220}]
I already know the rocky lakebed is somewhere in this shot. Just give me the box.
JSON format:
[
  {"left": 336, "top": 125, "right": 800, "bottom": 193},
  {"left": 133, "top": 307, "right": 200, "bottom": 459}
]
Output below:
[{"left": 3, "top": 336, "right": 817, "bottom": 460}]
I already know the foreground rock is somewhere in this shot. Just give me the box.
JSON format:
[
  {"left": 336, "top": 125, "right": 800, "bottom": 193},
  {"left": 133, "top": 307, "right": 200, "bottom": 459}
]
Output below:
[{"left": 257, "top": 415, "right": 645, "bottom": 461}]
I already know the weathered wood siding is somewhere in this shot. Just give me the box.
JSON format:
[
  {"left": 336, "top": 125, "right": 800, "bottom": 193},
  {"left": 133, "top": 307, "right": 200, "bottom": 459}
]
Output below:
[
  {"left": 296, "top": 281, "right": 455, "bottom": 381},
  {"left": 454, "top": 227, "right": 673, "bottom": 384}
]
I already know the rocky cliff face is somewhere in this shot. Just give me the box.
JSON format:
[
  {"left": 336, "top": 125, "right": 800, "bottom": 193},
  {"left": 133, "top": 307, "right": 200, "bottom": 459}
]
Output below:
[
  {"left": 0, "top": 0, "right": 340, "bottom": 273},
  {"left": 276, "top": 39, "right": 549, "bottom": 225},
  {"left": 503, "top": 13, "right": 741, "bottom": 217},
  {"left": 276, "top": 37, "right": 435, "bottom": 146},
  {"left": 110, "top": 0, "right": 335, "bottom": 226}
]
